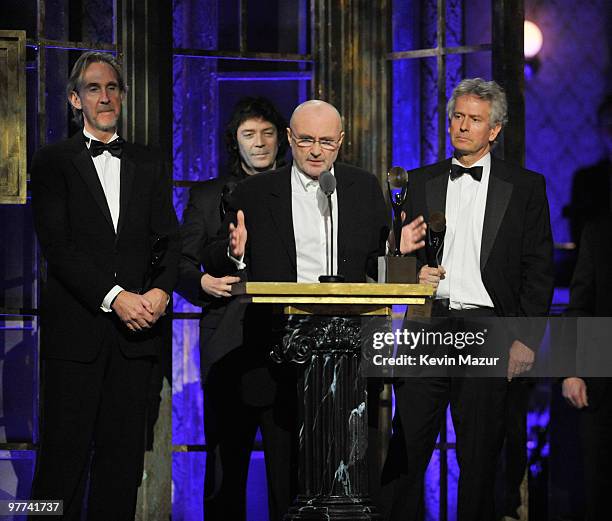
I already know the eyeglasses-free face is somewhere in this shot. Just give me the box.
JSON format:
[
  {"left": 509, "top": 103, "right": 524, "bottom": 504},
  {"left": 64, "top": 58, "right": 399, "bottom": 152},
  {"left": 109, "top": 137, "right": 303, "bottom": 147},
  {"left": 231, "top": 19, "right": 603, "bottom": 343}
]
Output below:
[
  {"left": 236, "top": 117, "right": 279, "bottom": 175},
  {"left": 69, "top": 61, "right": 124, "bottom": 141}
]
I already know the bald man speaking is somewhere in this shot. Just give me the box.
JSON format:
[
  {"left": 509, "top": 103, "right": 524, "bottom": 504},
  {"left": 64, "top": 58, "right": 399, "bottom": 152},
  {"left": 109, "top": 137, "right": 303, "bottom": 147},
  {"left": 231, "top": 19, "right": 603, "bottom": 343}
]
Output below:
[
  {"left": 203, "top": 100, "right": 425, "bottom": 520},
  {"left": 206, "top": 100, "right": 425, "bottom": 282}
]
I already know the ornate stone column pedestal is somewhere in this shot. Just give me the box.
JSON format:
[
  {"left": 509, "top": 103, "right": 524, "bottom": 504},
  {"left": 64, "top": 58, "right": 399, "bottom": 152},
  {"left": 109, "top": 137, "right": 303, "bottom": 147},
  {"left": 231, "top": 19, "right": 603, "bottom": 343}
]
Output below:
[
  {"left": 230, "top": 282, "right": 433, "bottom": 521},
  {"left": 277, "top": 316, "right": 381, "bottom": 521}
]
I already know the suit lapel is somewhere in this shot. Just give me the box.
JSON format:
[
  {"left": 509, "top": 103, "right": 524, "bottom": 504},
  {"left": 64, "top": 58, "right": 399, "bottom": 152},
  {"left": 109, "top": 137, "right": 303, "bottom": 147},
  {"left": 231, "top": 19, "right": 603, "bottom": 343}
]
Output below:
[
  {"left": 116, "top": 146, "right": 137, "bottom": 238},
  {"left": 425, "top": 161, "right": 451, "bottom": 218},
  {"left": 335, "top": 165, "right": 356, "bottom": 262},
  {"left": 71, "top": 134, "right": 115, "bottom": 232},
  {"left": 480, "top": 157, "right": 513, "bottom": 270},
  {"left": 268, "top": 167, "right": 297, "bottom": 269}
]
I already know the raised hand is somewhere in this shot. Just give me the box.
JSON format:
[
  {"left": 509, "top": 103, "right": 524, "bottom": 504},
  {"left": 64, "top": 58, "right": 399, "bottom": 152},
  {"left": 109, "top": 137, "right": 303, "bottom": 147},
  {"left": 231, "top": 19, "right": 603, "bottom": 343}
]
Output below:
[
  {"left": 229, "top": 209, "right": 247, "bottom": 259},
  {"left": 400, "top": 213, "right": 427, "bottom": 254}
]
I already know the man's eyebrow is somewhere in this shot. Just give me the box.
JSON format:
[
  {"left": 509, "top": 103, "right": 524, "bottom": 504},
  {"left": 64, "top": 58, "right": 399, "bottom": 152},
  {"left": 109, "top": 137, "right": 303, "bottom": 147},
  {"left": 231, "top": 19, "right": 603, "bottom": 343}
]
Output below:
[
  {"left": 84, "top": 80, "right": 119, "bottom": 88},
  {"left": 295, "top": 133, "right": 336, "bottom": 140},
  {"left": 241, "top": 126, "right": 276, "bottom": 133}
]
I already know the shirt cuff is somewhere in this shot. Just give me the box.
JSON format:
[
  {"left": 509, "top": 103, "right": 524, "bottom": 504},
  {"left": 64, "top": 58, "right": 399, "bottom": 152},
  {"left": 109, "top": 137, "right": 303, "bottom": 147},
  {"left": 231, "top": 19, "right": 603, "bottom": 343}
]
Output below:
[
  {"left": 227, "top": 245, "right": 246, "bottom": 270},
  {"left": 101, "top": 285, "right": 124, "bottom": 312}
]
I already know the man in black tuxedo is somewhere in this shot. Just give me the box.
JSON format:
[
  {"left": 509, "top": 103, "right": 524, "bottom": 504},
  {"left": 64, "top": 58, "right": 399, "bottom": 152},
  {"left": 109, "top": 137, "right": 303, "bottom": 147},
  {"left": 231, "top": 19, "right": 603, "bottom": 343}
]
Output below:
[
  {"left": 30, "top": 52, "right": 179, "bottom": 520},
  {"left": 203, "top": 99, "right": 427, "bottom": 520},
  {"left": 383, "top": 78, "right": 554, "bottom": 521},
  {"left": 175, "top": 97, "right": 288, "bottom": 520},
  {"left": 566, "top": 96, "right": 612, "bottom": 245},
  {"left": 562, "top": 215, "right": 612, "bottom": 521}
]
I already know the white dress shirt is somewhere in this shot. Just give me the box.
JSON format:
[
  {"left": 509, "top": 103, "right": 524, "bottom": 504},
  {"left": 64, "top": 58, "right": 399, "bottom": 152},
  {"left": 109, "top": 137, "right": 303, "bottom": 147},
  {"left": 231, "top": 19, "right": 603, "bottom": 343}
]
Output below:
[
  {"left": 229, "top": 164, "right": 339, "bottom": 283},
  {"left": 436, "top": 152, "right": 495, "bottom": 309},
  {"left": 82, "top": 129, "right": 124, "bottom": 311},
  {"left": 291, "top": 164, "right": 339, "bottom": 282}
]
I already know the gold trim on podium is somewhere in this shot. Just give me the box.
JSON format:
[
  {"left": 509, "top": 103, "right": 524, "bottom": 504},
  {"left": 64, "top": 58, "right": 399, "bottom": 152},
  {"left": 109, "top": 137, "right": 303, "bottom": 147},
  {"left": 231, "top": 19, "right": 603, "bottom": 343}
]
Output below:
[
  {"left": 232, "top": 281, "right": 432, "bottom": 296},
  {"left": 231, "top": 282, "right": 434, "bottom": 316}
]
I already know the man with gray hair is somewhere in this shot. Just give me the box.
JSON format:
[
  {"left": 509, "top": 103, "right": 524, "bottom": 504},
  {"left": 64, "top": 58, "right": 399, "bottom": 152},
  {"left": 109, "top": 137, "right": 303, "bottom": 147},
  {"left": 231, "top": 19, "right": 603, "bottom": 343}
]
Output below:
[
  {"left": 382, "top": 78, "right": 554, "bottom": 521},
  {"left": 30, "top": 51, "right": 179, "bottom": 520}
]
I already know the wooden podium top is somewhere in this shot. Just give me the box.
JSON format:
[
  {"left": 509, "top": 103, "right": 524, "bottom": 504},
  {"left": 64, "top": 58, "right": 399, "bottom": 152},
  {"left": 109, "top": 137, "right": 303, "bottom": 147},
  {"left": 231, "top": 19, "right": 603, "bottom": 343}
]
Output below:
[{"left": 231, "top": 282, "right": 434, "bottom": 315}]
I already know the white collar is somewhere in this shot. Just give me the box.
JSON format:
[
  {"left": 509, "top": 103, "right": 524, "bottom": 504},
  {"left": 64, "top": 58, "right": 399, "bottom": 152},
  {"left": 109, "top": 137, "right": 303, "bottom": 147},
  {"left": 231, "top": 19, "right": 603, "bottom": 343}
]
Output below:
[
  {"left": 292, "top": 163, "right": 336, "bottom": 192},
  {"left": 451, "top": 151, "right": 491, "bottom": 170},
  {"left": 83, "top": 128, "right": 119, "bottom": 147}
]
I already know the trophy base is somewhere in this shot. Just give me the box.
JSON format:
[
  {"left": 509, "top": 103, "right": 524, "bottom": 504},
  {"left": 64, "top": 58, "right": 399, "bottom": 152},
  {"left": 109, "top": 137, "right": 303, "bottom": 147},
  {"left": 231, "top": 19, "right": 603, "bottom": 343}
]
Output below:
[{"left": 378, "top": 256, "right": 417, "bottom": 283}]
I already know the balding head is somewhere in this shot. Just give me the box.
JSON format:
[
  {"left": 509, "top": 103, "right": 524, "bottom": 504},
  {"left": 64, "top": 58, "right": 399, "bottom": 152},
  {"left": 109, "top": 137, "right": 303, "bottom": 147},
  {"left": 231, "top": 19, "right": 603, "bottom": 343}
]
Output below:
[
  {"left": 287, "top": 100, "right": 344, "bottom": 178},
  {"left": 290, "top": 100, "right": 343, "bottom": 133}
]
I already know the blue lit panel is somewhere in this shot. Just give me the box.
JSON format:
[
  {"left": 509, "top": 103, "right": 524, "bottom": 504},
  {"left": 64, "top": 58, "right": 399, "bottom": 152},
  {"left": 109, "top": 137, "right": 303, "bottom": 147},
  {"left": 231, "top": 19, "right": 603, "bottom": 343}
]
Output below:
[
  {"left": 0, "top": 450, "right": 36, "bottom": 516},
  {"left": 172, "top": 319, "right": 204, "bottom": 446},
  {"left": 391, "top": 0, "right": 421, "bottom": 170},
  {"left": 172, "top": 451, "right": 269, "bottom": 521}
]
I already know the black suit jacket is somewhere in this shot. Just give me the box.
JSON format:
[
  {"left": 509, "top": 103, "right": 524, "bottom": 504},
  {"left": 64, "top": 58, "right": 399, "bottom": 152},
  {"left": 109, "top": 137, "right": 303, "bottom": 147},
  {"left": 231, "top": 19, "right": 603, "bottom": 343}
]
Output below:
[
  {"left": 567, "top": 216, "right": 612, "bottom": 317},
  {"left": 201, "top": 163, "right": 388, "bottom": 406},
  {"left": 568, "top": 159, "right": 611, "bottom": 244},
  {"left": 565, "top": 216, "right": 612, "bottom": 408},
  {"left": 201, "top": 163, "right": 388, "bottom": 405},
  {"left": 203, "top": 163, "right": 389, "bottom": 282},
  {"left": 31, "top": 132, "right": 180, "bottom": 362},
  {"left": 176, "top": 174, "right": 248, "bottom": 378},
  {"left": 404, "top": 156, "right": 553, "bottom": 337}
]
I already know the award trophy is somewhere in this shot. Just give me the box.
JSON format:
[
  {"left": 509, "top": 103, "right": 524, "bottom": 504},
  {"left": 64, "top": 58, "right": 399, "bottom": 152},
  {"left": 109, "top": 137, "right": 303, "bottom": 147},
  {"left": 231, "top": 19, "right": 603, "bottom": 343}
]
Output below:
[{"left": 378, "top": 166, "right": 416, "bottom": 283}]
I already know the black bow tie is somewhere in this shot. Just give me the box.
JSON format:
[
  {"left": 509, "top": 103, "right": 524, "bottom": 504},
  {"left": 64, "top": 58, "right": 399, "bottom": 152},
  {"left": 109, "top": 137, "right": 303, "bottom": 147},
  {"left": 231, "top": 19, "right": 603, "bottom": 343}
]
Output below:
[
  {"left": 450, "top": 163, "right": 483, "bottom": 181},
  {"left": 88, "top": 137, "right": 124, "bottom": 158}
]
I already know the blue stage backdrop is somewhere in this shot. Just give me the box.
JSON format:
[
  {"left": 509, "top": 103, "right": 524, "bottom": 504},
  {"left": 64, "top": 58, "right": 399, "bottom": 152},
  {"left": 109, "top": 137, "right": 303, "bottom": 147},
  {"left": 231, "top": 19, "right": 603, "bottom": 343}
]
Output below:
[{"left": 524, "top": 0, "right": 610, "bottom": 244}]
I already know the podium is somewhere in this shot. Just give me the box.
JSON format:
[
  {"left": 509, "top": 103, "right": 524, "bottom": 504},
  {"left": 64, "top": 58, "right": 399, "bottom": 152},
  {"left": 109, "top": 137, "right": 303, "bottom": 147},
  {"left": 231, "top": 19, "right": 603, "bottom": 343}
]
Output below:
[{"left": 232, "top": 282, "right": 434, "bottom": 520}]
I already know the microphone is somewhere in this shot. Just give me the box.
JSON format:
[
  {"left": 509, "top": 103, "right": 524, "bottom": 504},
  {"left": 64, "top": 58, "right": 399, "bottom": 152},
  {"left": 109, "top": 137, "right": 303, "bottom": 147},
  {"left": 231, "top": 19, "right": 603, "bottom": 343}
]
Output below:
[
  {"left": 318, "top": 171, "right": 345, "bottom": 283},
  {"left": 319, "top": 170, "right": 336, "bottom": 196},
  {"left": 426, "top": 212, "right": 446, "bottom": 267}
]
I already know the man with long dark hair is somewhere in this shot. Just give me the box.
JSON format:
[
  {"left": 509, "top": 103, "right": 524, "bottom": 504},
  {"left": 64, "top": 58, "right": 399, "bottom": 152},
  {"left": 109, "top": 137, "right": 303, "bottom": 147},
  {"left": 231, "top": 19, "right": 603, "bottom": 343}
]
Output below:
[{"left": 176, "top": 97, "right": 289, "bottom": 520}]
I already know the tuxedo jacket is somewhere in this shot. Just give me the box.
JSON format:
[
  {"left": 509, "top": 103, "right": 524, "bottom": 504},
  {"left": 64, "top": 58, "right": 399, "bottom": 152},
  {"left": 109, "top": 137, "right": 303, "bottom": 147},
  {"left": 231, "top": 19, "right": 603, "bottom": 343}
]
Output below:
[
  {"left": 565, "top": 215, "right": 612, "bottom": 409},
  {"left": 568, "top": 159, "right": 611, "bottom": 244},
  {"left": 404, "top": 156, "right": 554, "bottom": 320},
  {"left": 200, "top": 163, "right": 388, "bottom": 405},
  {"left": 31, "top": 132, "right": 180, "bottom": 362},
  {"left": 176, "top": 173, "right": 248, "bottom": 378},
  {"left": 202, "top": 163, "right": 389, "bottom": 283}
]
